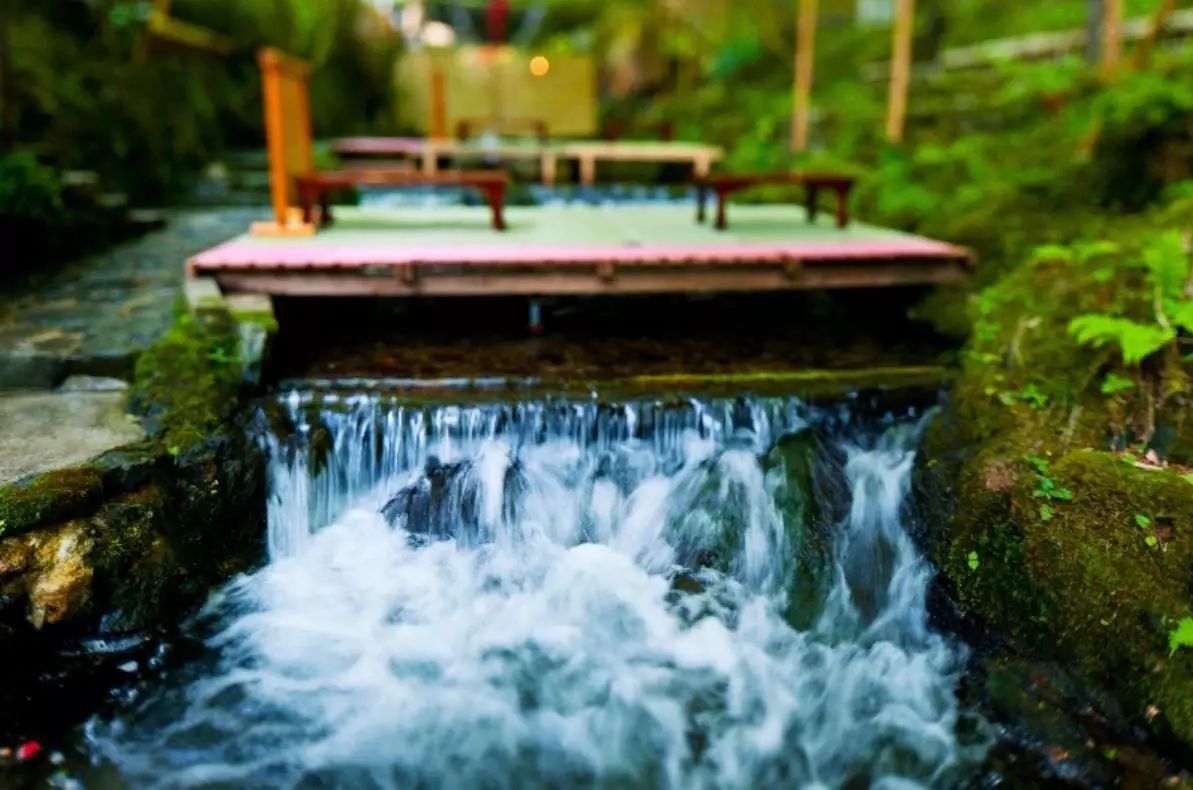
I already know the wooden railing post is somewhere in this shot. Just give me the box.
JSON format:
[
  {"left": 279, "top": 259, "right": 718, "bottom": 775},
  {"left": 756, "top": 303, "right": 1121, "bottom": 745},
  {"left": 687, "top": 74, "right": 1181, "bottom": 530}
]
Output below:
[
  {"left": 430, "top": 70, "right": 448, "bottom": 141},
  {"left": 1133, "top": 0, "right": 1176, "bottom": 70},
  {"left": 254, "top": 48, "right": 315, "bottom": 236},
  {"left": 886, "top": 0, "right": 916, "bottom": 144},
  {"left": 1101, "top": 0, "right": 1124, "bottom": 77},
  {"left": 259, "top": 49, "right": 289, "bottom": 229},
  {"left": 791, "top": 0, "right": 818, "bottom": 153}
]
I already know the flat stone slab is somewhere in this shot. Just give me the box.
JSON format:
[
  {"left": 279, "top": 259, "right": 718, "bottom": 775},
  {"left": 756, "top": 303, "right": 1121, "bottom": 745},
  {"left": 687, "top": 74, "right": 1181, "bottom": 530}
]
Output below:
[
  {"left": 0, "top": 208, "right": 263, "bottom": 389},
  {"left": 0, "top": 390, "right": 145, "bottom": 484}
]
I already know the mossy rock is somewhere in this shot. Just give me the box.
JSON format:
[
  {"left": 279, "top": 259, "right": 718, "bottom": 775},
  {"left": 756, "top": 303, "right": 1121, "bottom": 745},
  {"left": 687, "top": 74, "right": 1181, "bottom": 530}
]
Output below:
[
  {"left": 1016, "top": 452, "right": 1193, "bottom": 744},
  {"left": 131, "top": 309, "right": 243, "bottom": 452},
  {"left": 922, "top": 421, "right": 1193, "bottom": 745},
  {"left": 765, "top": 428, "right": 848, "bottom": 629},
  {"left": 0, "top": 469, "right": 104, "bottom": 539}
]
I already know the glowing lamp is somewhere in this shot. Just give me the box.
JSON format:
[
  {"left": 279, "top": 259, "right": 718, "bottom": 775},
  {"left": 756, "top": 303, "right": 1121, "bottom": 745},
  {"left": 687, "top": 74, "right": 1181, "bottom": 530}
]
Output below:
[{"left": 529, "top": 55, "right": 550, "bottom": 78}]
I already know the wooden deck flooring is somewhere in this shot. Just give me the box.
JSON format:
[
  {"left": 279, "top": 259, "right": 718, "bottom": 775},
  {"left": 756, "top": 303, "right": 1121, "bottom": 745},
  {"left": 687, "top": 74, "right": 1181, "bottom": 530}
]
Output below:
[{"left": 188, "top": 204, "right": 973, "bottom": 297}]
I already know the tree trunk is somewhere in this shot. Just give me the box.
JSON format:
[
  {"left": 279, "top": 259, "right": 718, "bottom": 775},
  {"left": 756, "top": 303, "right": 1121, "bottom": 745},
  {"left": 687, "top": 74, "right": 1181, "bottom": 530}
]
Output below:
[{"left": 1086, "top": 0, "right": 1104, "bottom": 66}]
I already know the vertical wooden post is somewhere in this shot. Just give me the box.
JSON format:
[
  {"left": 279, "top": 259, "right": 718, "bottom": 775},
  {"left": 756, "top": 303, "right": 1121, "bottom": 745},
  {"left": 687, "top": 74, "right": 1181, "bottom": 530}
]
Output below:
[
  {"left": 886, "top": 0, "right": 916, "bottom": 144},
  {"left": 1133, "top": 0, "right": 1176, "bottom": 70},
  {"left": 259, "top": 50, "right": 289, "bottom": 229},
  {"left": 1101, "top": 0, "right": 1124, "bottom": 77},
  {"left": 791, "top": 0, "right": 818, "bottom": 153},
  {"left": 1086, "top": 0, "right": 1104, "bottom": 65},
  {"left": 429, "top": 70, "right": 448, "bottom": 140}
]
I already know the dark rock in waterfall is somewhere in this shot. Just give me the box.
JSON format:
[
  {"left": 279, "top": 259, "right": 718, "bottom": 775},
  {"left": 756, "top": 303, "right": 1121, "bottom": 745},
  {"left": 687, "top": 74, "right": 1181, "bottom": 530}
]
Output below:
[{"left": 380, "top": 455, "right": 527, "bottom": 545}]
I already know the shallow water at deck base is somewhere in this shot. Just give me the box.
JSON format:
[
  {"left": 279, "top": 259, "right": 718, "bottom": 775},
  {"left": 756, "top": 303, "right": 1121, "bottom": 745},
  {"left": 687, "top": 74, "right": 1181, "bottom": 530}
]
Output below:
[{"left": 85, "top": 395, "right": 987, "bottom": 788}]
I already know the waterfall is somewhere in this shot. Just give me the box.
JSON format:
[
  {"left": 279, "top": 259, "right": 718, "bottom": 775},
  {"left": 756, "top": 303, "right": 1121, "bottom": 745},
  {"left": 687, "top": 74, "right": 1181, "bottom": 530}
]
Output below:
[{"left": 85, "top": 393, "right": 987, "bottom": 788}]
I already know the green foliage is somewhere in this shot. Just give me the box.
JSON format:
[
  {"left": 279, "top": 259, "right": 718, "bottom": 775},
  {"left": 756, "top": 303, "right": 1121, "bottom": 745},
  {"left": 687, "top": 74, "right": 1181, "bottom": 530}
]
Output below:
[
  {"left": 0, "top": 151, "right": 64, "bottom": 222},
  {"left": 1101, "top": 373, "right": 1136, "bottom": 396},
  {"left": 967, "top": 550, "right": 980, "bottom": 571},
  {"left": 1068, "top": 315, "right": 1176, "bottom": 365},
  {"left": 1068, "top": 232, "right": 1193, "bottom": 365},
  {"left": 1026, "top": 454, "right": 1074, "bottom": 506},
  {"left": 7, "top": 1, "right": 400, "bottom": 202},
  {"left": 1172, "top": 618, "right": 1193, "bottom": 657}
]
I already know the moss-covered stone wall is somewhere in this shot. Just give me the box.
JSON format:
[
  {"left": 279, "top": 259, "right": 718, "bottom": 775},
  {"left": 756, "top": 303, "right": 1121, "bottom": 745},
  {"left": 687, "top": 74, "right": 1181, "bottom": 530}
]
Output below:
[
  {"left": 916, "top": 227, "right": 1193, "bottom": 748},
  {"left": 0, "top": 304, "right": 267, "bottom": 640}
]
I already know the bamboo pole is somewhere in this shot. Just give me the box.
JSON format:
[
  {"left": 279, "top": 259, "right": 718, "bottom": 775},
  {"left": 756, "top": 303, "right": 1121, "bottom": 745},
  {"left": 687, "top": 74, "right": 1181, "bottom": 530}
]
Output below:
[
  {"left": 886, "top": 0, "right": 915, "bottom": 144},
  {"left": 791, "top": 0, "right": 818, "bottom": 153},
  {"left": 1133, "top": 0, "right": 1178, "bottom": 69},
  {"left": 1101, "top": 0, "right": 1124, "bottom": 77}
]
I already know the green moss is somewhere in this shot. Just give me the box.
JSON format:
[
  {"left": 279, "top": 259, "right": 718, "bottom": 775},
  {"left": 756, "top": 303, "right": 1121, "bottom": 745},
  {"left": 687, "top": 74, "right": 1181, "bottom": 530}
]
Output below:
[
  {"left": 924, "top": 410, "right": 1193, "bottom": 743},
  {"left": 920, "top": 233, "right": 1193, "bottom": 744},
  {"left": 0, "top": 468, "right": 104, "bottom": 539},
  {"left": 86, "top": 485, "right": 180, "bottom": 631},
  {"left": 232, "top": 309, "right": 280, "bottom": 335},
  {"left": 1019, "top": 452, "right": 1193, "bottom": 742},
  {"left": 131, "top": 309, "right": 243, "bottom": 452}
]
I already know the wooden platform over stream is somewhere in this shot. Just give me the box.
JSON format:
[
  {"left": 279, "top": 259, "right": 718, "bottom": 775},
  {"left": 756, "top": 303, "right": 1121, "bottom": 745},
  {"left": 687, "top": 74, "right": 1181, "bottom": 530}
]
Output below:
[{"left": 188, "top": 203, "right": 973, "bottom": 298}]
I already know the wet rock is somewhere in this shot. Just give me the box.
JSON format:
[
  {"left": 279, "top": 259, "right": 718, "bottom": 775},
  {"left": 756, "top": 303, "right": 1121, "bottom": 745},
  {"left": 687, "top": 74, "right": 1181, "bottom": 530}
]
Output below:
[
  {"left": 91, "top": 443, "right": 162, "bottom": 496},
  {"left": 380, "top": 455, "right": 524, "bottom": 544},
  {"left": 0, "top": 521, "right": 95, "bottom": 629},
  {"left": 58, "top": 375, "right": 128, "bottom": 393},
  {"left": 28, "top": 524, "right": 94, "bottom": 629},
  {"left": 0, "top": 469, "right": 105, "bottom": 539},
  {"left": 765, "top": 428, "right": 848, "bottom": 629}
]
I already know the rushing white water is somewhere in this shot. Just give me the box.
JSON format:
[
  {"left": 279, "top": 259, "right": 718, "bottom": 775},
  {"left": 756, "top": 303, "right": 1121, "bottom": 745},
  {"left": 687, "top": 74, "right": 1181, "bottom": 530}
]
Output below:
[{"left": 86, "top": 393, "right": 986, "bottom": 788}]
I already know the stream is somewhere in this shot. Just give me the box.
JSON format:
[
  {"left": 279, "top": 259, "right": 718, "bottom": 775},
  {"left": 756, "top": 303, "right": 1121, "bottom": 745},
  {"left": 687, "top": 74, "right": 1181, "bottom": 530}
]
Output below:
[{"left": 80, "top": 391, "right": 993, "bottom": 787}]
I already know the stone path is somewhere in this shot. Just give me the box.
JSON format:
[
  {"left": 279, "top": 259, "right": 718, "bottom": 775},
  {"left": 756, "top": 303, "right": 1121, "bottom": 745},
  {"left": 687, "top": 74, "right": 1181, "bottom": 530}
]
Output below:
[
  {"left": 0, "top": 209, "right": 261, "bottom": 388},
  {"left": 0, "top": 209, "right": 259, "bottom": 484},
  {"left": 0, "top": 379, "right": 146, "bottom": 484}
]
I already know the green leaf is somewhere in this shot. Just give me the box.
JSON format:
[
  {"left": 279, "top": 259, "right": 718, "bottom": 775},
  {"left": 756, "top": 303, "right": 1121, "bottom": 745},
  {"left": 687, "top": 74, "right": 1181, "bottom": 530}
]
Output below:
[
  {"left": 1031, "top": 244, "right": 1073, "bottom": 264},
  {"left": 1173, "top": 300, "right": 1193, "bottom": 335},
  {"left": 1101, "top": 373, "right": 1136, "bottom": 396},
  {"left": 1145, "top": 535, "right": 1159, "bottom": 548},
  {"left": 1024, "top": 454, "right": 1050, "bottom": 475},
  {"left": 1068, "top": 315, "right": 1176, "bottom": 365},
  {"left": 1039, "top": 504, "right": 1054, "bottom": 521},
  {"left": 1019, "top": 383, "right": 1049, "bottom": 410},
  {"left": 1076, "top": 240, "right": 1120, "bottom": 263},
  {"left": 967, "top": 551, "right": 980, "bottom": 571},
  {"left": 1170, "top": 618, "right": 1193, "bottom": 657},
  {"left": 1135, "top": 514, "right": 1152, "bottom": 528},
  {"left": 1141, "top": 232, "right": 1190, "bottom": 304},
  {"left": 1049, "top": 487, "right": 1074, "bottom": 501}
]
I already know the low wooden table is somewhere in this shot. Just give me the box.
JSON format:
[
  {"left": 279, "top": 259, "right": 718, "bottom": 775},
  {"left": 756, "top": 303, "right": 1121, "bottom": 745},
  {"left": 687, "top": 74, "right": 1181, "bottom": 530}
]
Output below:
[
  {"left": 332, "top": 137, "right": 560, "bottom": 185},
  {"left": 696, "top": 173, "right": 856, "bottom": 231},
  {"left": 295, "top": 169, "right": 511, "bottom": 231},
  {"left": 563, "top": 141, "right": 724, "bottom": 186}
]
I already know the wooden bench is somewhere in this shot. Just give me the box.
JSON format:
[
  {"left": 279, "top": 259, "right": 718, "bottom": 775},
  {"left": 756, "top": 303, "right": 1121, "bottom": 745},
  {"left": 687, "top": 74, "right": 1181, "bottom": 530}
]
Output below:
[
  {"left": 296, "top": 170, "right": 511, "bottom": 231},
  {"left": 696, "top": 173, "right": 857, "bottom": 231}
]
